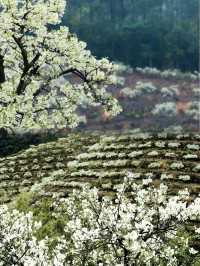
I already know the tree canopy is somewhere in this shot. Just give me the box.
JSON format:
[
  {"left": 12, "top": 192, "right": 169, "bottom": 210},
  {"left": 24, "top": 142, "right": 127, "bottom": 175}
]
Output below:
[{"left": 0, "top": 0, "right": 121, "bottom": 130}]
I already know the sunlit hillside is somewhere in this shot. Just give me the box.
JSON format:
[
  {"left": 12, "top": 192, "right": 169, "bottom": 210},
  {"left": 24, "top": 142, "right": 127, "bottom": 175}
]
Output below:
[{"left": 1, "top": 132, "right": 200, "bottom": 203}]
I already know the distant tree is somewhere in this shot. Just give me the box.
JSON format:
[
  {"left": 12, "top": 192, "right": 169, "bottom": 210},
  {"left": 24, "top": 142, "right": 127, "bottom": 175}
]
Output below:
[{"left": 0, "top": 0, "right": 121, "bottom": 130}]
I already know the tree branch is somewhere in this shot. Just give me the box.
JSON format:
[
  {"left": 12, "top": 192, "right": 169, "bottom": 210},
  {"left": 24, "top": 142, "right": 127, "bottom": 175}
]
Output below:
[
  {"left": 12, "top": 35, "right": 41, "bottom": 95},
  {"left": 12, "top": 35, "right": 29, "bottom": 71},
  {"left": 0, "top": 52, "right": 5, "bottom": 83},
  {"left": 32, "top": 67, "right": 88, "bottom": 99}
]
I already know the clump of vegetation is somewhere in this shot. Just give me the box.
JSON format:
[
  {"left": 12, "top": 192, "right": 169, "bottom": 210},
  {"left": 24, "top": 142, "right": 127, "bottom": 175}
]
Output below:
[{"left": 1, "top": 177, "right": 200, "bottom": 265}]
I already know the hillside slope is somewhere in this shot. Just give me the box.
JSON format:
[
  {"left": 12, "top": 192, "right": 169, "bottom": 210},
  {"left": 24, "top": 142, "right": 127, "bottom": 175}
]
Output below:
[
  {"left": 1, "top": 132, "right": 200, "bottom": 203},
  {"left": 78, "top": 70, "right": 199, "bottom": 132}
]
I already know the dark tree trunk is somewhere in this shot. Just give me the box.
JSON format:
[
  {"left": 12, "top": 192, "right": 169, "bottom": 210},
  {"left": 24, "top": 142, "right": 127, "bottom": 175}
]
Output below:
[{"left": 0, "top": 54, "right": 5, "bottom": 83}]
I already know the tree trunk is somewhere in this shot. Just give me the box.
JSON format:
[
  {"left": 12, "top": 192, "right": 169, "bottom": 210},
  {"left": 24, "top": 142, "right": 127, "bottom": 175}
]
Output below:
[{"left": 0, "top": 54, "right": 5, "bottom": 83}]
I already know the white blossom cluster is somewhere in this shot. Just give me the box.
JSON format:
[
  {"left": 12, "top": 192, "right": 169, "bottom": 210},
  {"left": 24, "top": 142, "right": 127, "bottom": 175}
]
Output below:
[
  {"left": 170, "top": 162, "right": 185, "bottom": 170},
  {"left": 115, "top": 62, "right": 134, "bottom": 74},
  {"left": 187, "top": 144, "right": 200, "bottom": 150},
  {"left": 163, "top": 125, "right": 184, "bottom": 134},
  {"left": 0, "top": 178, "right": 200, "bottom": 265},
  {"left": 0, "top": 0, "right": 121, "bottom": 129},
  {"left": 193, "top": 164, "right": 200, "bottom": 172},
  {"left": 185, "top": 102, "right": 200, "bottom": 121},
  {"left": 99, "top": 132, "right": 198, "bottom": 144},
  {"left": 152, "top": 102, "right": 177, "bottom": 117},
  {"left": 100, "top": 133, "right": 152, "bottom": 143},
  {"left": 121, "top": 81, "right": 157, "bottom": 98},
  {"left": 0, "top": 205, "right": 53, "bottom": 265},
  {"left": 46, "top": 178, "right": 200, "bottom": 265},
  {"left": 161, "top": 85, "right": 179, "bottom": 98},
  {"left": 136, "top": 67, "right": 199, "bottom": 80},
  {"left": 121, "top": 81, "right": 180, "bottom": 99},
  {"left": 193, "top": 88, "right": 200, "bottom": 97}
]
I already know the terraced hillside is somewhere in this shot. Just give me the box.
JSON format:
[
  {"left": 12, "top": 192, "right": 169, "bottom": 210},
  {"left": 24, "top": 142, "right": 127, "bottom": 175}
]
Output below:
[
  {"left": 1, "top": 132, "right": 200, "bottom": 203},
  {"left": 0, "top": 133, "right": 98, "bottom": 203}
]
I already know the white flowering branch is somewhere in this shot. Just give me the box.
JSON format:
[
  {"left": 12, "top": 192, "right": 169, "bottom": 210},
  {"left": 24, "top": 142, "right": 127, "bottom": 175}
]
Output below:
[
  {"left": 0, "top": 0, "right": 121, "bottom": 129},
  {"left": 51, "top": 177, "right": 200, "bottom": 265},
  {"left": 0, "top": 177, "right": 200, "bottom": 265}
]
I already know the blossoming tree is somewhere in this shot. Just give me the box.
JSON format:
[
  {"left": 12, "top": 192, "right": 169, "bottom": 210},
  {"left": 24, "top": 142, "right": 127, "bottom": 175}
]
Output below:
[
  {"left": 0, "top": 0, "right": 121, "bottom": 130},
  {"left": 1, "top": 178, "right": 200, "bottom": 265}
]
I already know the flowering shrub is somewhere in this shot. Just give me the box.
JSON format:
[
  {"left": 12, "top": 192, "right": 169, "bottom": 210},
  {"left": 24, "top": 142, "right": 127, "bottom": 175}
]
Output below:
[
  {"left": 0, "top": 205, "right": 52, "bottom": 265},
  {"left": 193, "top": 88, "right": 200, "bottom": 97},
  {"left": 121, "top": 81, "right": 157, "bottom": 98},
  {"left": 1, "top": 177, "right": 200, "bottom": 265},
  {"left": 135, "top": 67, "right": 199, "bottom": 80},
  {"left": 0, "top": 0, "right": 121, "bottom": 129},
  {"left": 185, "top": 102, "right": 200, "bottom": 121},
  {"left": 115, "top": 62, "right": 133, "bottom": 74},
  {"left": 161, "top": 86, "right": 179, "bottom": 98},
  {"left": 34, "top": 177, "right": 200, "bottom": 265},
  {"left": 136, "top": 67, "right": 161, "bottom": 76},
  {"left": 152, "top": 102, "right": 177, "bottom": 117}
]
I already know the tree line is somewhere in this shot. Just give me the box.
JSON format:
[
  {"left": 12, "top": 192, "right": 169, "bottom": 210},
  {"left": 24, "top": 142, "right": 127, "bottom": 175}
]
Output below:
[{"left": 63, "top": 0, "right": 199, "bottom": 71}]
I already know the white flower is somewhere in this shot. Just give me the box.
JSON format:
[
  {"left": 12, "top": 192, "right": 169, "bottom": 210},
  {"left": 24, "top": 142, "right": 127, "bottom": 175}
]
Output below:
[
  {"left": 195, "top": 227, "right": 200, "bottom": 234},
  {"left": 127, "top": 171, "right": 141, "bottom": 179},
  {"left": 155, "top": 141, "right": 165, "bottom": 148},
  {"left": 187, "top": 144, "right": 199, "bottom": 150},
  {"left": 142, "top": 178, "right": 153, "bottom": 185},
  {"left": 165, "top": 152, "right": 176, "bottom": 158},
  {"left": 129, "top": 151, "right": 143, "bottom": 158},
  {"left": 183, "top": 154, "right": 198, "bottom": 159},
  {"left": 121, "top": 81, "right": 157, "bottom": 98},
  {"left": 193, "top": 164, "right": 200, "bottom": 172},
  {"left": 147, "top": 151, "right": 159, "bottom": 156},
  {"left": 168, "top": 142, "right": 180, "bottom": 148},
  {"left": 148, "top": 162, "right": 162, "bottom": 169},
  {"left": 161, "top": 173, "right": 174, "bottom": 180},
  {"left": 189, "top": 248, "right": 198, "bottom": 254},
  {"left": 152, "top": 102, "right": 177, "bottom": 116},
  {"left": 178, "top": 175, "right": 191, "bottom": 181},
  {"left": 170, "top": 162, "right": 184, "bottom": 170}
]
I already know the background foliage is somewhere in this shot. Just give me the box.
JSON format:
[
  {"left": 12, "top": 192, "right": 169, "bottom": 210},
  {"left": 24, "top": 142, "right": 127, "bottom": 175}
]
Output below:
[{"left": 63, "top": 0, "right": 199, "bottom": 71}]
